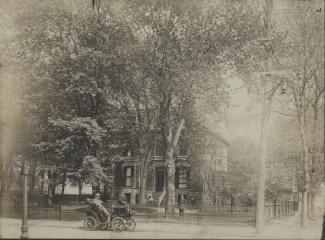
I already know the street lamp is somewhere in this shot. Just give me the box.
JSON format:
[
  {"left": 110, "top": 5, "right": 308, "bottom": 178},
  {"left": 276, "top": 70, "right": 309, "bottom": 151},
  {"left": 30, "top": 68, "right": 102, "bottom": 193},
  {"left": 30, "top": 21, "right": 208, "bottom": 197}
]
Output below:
[{"left": 21, "top": 162, "right": 29, "bottom": 239}]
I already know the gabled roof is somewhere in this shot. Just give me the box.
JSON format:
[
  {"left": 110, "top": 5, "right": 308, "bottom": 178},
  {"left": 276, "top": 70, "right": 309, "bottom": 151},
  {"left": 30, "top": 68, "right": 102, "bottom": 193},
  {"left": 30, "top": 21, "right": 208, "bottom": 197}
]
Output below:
[{"left": 206, "top": 130, "right": 230, "bottom": 146}]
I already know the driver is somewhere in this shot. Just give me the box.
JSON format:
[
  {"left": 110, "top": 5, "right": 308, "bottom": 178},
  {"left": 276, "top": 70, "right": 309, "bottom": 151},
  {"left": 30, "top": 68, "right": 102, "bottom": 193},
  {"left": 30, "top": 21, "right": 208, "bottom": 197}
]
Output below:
[{"left": 93, "top": 193, "right": 109, "bottom": 222}]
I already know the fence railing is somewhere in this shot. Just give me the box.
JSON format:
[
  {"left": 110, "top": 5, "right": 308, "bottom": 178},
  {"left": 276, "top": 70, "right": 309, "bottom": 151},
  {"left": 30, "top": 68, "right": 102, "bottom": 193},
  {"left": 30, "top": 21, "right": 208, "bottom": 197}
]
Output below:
[
  {"left": 0, "top": 198, "right": 296, "bottom": 225},
  {"left": 264, "top": 201, "right": 295, "bottom": 220}
]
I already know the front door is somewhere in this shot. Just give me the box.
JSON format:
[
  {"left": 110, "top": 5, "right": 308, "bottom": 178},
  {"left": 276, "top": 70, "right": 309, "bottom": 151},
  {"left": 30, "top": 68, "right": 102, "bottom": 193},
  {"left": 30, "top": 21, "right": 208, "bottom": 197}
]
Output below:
[
  {"left": 124, "top": 193, "right": 131, "bottom": 204},
  {"left": 155, "top": 168, "right": 165, "bottom": 192}
]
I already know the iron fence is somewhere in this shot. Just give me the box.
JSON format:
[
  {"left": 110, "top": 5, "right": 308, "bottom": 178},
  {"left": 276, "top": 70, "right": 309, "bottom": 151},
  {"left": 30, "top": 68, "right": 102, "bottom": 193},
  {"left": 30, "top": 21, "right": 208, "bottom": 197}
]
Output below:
[
  {"left": 264, "top": 200, "right": 295, "bottom": 220},
  {"left": 0, "top": 197, "right": 296, "bottom": 225}
]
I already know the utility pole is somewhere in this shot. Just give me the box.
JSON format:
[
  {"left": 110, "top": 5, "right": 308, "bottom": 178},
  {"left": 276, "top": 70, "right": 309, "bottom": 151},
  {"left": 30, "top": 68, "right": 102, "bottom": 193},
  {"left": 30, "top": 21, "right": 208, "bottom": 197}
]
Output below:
[
  {"left": 21, "top": 161, "right": 29, "bottom": 239},
  {"left": 256, "top": 0, "right": 273, "bottom": 234}
]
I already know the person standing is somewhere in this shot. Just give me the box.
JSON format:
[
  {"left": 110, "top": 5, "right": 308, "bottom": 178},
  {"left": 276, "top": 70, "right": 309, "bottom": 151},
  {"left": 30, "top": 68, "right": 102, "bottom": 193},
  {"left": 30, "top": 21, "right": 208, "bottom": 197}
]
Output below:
[
  {"left": 147, "top": 195, "right": 154, "bottom": 206},
  {"left": 179, "top": 195, "right": 186, "bottom": 217},
  {"left": 230, "top": 195, "right": 235, "bottom": 215}
]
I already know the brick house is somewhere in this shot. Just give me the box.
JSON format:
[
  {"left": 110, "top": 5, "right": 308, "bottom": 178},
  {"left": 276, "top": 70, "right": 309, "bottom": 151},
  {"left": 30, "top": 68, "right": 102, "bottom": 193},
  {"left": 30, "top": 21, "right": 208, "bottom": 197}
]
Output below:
[{"left": 110, "top": 130, "right": 229, "bottom": 206}]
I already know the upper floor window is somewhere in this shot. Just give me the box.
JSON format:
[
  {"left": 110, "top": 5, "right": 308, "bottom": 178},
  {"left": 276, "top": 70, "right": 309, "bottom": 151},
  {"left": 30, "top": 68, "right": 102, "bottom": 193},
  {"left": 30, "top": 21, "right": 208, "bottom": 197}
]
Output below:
[
  {"left": 122, "top": 149, "right": 132, "bottom": 157},
  {"left": 178, "top": 168, "right": 189, "bottom": 189},
  {"left": 124, "top": 166, "right": 134, "bottom": 187},
  {"left": 179, "top": 138, "right": 188, "bottom": 156},
  {"left": 155, "top": 138, "right": 164, "bottom": 156}
]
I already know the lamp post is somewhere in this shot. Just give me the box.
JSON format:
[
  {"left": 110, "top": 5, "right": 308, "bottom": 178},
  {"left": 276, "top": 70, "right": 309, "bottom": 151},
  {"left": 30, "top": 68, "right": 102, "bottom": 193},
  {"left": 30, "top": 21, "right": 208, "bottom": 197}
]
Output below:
[{"left": 21, "top": 162, "right": 29, "bottom": 239}]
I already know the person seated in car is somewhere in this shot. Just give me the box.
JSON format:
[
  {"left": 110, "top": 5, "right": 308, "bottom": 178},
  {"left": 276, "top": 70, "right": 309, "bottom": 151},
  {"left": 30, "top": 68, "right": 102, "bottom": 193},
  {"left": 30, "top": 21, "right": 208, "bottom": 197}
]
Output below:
[
  {"left": 114, "top": 196, "right": 129, "bottom": 215},
  {"left": 117, "top": 196, "right": 127, "bottom": 206},
  {"left": 92, "top": 193, "right": 110, "bottom": 222}
]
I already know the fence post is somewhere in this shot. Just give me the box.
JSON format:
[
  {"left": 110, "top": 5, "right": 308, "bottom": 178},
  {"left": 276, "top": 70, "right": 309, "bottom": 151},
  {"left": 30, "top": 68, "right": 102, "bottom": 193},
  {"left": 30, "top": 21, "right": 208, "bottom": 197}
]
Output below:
[
  {"left": 286, "top": 201, "right": 288, "bottom": 214},
  {"left": 273, "top": 200, "right": 277, "bottom": 218},
  {"left": 265, "top": 204, "right": 268, "bottom": 220},
  {"left": 289, "top": 201, "right": 291, "bottom": 213},
  {"left": 290, "top": 201, "right": 292, "bottom": 212},
  {"left": 282, "top": 201, "right": 284, "bottom": 215},
  {"left": 289, "top": 201, "right": 292, "bottom": 213},
  {"left": 59, "top": 204, "right": 62, "bottom": 220},
  {"left": 146, "top": 208, "right": 149, "bottom": 224},
  {"left": 197, "top": 207, "right": 199, "bottom": 225},
  {"left": 47, "top": 207, "right": 49, "bottom": 219}
]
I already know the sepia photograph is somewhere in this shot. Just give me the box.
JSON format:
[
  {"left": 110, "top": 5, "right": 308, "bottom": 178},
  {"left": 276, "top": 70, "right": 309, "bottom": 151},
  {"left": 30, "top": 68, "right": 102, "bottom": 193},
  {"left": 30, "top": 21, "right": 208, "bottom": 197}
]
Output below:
[{"left": 0, "top": 0, "right": 324, "bottom": 239}]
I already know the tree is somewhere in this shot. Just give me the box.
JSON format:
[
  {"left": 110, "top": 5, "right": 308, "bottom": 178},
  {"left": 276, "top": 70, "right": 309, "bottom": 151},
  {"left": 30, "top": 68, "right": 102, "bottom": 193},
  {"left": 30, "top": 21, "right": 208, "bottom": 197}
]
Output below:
[
  {"left": 9, "top": 1, "right": 134, "bottom": 201},
  {"left": 35, "top": 117, "right": 109, "bottom": 198},
  {"left": 273, "top": 1, "right": 324, "bottom": 225},
  {"left": 116, "top": 70, "right": 159, "bottom": 204},
  {"left": 124, "top": 0, "right": 265, "bottom": 215},
  {"left": 227, "top": 136, "right": 259, "bottom": 199}
]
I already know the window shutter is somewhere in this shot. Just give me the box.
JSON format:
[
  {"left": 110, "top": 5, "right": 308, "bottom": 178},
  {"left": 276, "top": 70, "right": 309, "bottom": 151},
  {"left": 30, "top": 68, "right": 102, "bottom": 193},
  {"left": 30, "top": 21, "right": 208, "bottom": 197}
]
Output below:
[
  {"left": 135, "top": 166, "right": 139, "bottom": 188},
  {"left": 131, "top": 166, "right": 135, "bottom": 187},
  {"left": 114, "top": 163, "right": 123, "bottom": 187},
  {"left": 175, "top": 168, "right": 179, "bottom": 189},
  {"left": 123, "top": 166, "right": 127, "bottom": 187}
]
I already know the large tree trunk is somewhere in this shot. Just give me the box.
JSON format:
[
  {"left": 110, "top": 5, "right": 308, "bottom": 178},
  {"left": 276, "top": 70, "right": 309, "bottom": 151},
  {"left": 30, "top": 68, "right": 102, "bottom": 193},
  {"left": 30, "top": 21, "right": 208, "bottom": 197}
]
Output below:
[
  {"left": 298, "top": 113, "right": 310, "bottom": 226},
  {"left": 307, "top": 191, "right": 312, "bottom": 217},
  {"left": 165, "top": 119, "right": 185, "bottom": 215},
  {"left": 0, "top": 160, "right": 13, "bottom": 214},
  {"left": 0, "top": 153, "right": 15, "bottom": 198},
  {"left": 139, "top": 159, "right": 147, "bottom": 204},
  {"left": 165, "top": 128, "right": 175, "bottom": 215},
  {"left": 138, "top": 138, "right": 146, "bottom": 204},
  {"left": 310, "top": 191, "right": 315, "bottom": 216},
  {"left": 0, "top": 162, "right": 10, "bottom": 196},
  {"left": 308, "top": 104, "right": 322, "bottom": 217},
  {"left": 78, "top": 179, "right": 83, "bottom": 202},
  {"left": 47, "top": 170, "right": 56, "bottom": 206},
  {"left": 61, "top": 170, "right": 67, "bottom": 195},
  {"left": 139, "top": 148, "right": 153, "bottom": 204},
  {"left": 29, "top": 160, "right": 38, "bottom": 193}
]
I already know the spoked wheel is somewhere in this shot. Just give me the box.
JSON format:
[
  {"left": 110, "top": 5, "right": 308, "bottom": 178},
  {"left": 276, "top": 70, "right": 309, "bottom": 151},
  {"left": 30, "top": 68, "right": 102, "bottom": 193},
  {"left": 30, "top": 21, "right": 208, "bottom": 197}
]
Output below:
[
  {"left": 125, "top": 217, "right": 136, "bottom": 232},
  {"left": 111, "top": 217, "right": 125, "bottom": 232},
  {"left": 84, "top": 216, "right": 97, "bottom": 231}
]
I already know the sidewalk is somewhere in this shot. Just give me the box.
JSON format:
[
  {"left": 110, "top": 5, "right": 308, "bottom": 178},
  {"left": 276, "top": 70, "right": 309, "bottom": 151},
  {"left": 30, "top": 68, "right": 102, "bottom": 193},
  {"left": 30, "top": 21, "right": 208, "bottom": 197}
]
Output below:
[{"left": 0, "top": 213, "right": 322, "bottom": 239}]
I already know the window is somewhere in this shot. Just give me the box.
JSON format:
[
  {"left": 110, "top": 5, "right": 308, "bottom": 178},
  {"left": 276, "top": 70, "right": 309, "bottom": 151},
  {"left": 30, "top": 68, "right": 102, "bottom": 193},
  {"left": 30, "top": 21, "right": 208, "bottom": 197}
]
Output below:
[
  {"left": 122, "top": 143, "right": 132, "bottom": 157},
  {"left": 124, "top": 193, "right": 131, "bottom": 204},
  {"left": 123, "top": 149, "right": 132, "bottom": 157},
  {"left": 135, "top": 193, "right": 139, "bottom": 204},
  {"left": 179, "top": 169, "right": 189, "bottom": 189},
  {"left": 177, "top": 194, "right": 187, "bottom": 205},
  {"left": 155, "top": 138, "right": 164, "bottom": 156},
  {"left": 124, "top": 167, "right": 134, "bottom": 187},
  {"left": 179, "top": 138, "right": 188, "bottom": 156}
]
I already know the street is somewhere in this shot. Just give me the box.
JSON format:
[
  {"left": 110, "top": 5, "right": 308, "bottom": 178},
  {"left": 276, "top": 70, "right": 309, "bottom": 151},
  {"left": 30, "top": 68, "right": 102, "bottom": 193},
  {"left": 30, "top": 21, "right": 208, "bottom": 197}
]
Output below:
[{"left": 0, "top": 213, "right": 322, "bottom": 239}]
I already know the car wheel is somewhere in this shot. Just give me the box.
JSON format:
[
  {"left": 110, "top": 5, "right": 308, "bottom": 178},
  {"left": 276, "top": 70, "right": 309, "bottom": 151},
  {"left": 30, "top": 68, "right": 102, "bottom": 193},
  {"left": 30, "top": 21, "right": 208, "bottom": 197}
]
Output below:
[
  {"left": 111, "top": 217, "right": 125, "bottom": 232},
  {"left": 125, "top": 217, "right": 136, "bottom": 232},
  {"left": 84, "top": 216, "right": 97, "bottom": 231}
]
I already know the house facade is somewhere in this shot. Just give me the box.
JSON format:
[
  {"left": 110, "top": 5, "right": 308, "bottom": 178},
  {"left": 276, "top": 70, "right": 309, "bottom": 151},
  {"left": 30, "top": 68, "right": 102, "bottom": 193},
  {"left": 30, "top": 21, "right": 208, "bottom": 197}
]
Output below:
[{"left": 110, "top": 130, "right": 229, "bottom": 206}]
